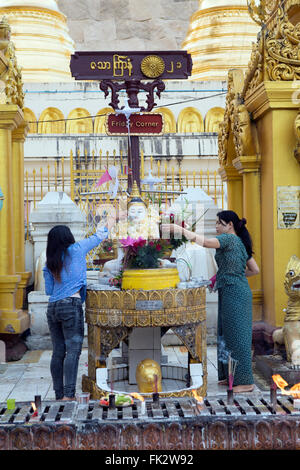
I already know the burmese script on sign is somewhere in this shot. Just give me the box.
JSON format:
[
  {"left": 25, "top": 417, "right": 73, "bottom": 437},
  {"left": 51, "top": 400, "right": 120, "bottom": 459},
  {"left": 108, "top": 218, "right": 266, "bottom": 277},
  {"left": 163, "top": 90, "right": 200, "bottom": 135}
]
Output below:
[
  {"left": 70, "top": 51, "right": 192, "bottom": 81},
  {"left": 106, "top": 113, "right": 164, "bottom": 135}
]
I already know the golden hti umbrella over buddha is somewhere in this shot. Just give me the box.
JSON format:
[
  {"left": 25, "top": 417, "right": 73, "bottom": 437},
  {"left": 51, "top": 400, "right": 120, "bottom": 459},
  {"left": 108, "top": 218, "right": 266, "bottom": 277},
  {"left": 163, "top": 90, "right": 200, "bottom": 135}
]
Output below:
[{"left": 110, "top": 181, "right": 160, "bottom": 241}]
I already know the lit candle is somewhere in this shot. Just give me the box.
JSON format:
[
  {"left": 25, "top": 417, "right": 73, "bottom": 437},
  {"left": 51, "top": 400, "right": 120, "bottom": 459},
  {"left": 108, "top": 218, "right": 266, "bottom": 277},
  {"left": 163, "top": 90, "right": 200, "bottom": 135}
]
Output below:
[
  {"left": 34, "top": 394, "right": 42, "bottom": 412},
  {"left": 31, "top": 402, "right": 39, "bottom": 418},
  {"left": 130, "top": 392, "right": 146, "bottom": 416}
]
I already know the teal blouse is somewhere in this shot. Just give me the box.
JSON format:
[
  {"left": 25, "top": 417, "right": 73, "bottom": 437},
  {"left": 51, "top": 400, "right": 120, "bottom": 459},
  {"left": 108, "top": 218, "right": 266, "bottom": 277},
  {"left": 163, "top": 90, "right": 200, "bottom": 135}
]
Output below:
[{"left": 215, "top": 233, "right": 249, "bottom": 289}]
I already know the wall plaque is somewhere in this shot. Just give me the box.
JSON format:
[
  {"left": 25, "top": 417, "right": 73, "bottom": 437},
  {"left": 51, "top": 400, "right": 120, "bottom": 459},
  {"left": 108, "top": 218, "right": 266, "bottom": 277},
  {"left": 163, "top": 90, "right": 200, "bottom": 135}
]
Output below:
[
  {"left": 135, "top": 300, "right": 164, "bottom": 311},
  {"left": 277, "top": 186, "right": 300, "bottom": 229}
]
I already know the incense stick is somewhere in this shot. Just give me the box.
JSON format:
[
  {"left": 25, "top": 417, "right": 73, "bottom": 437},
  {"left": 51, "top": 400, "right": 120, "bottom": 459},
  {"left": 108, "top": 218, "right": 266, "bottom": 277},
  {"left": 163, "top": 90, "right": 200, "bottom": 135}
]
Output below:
[{"left": 228, "top": 353, "right": 238, "bottom": 390}]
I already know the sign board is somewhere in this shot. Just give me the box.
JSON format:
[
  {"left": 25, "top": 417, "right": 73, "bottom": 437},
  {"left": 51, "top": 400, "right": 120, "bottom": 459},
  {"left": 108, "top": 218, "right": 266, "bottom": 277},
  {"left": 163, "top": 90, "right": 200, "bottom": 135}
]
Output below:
[
  {"left": 70, "top": 51, "right": 192, "bottom": 81},
  {"left": 135, "top": 300, "right": 164, "bottom": 311},
  {"left": 106, "top": 113, "right": 164, "bottom": 135},
  {"left": 277, "top": 186, "right": 300, "bottom": 229}
]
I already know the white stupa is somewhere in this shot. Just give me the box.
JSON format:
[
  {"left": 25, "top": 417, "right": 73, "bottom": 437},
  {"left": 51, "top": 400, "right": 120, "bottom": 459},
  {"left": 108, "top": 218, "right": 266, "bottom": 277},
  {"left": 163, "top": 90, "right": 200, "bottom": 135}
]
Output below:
[{"left": 0, "top": 0, "right": 75, "bottom": 81}]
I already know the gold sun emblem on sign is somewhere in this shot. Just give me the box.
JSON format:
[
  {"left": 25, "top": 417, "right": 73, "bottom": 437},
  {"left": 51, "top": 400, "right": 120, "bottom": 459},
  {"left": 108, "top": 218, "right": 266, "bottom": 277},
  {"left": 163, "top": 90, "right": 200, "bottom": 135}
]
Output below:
[{"left": 141, "top": 55, "right": 165, "bottom": 78}]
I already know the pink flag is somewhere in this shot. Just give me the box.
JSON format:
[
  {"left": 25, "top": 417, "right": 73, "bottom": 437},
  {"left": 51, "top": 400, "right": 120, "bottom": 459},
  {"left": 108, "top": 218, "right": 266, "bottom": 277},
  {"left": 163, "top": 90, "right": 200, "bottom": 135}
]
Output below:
[{"left": 96, "top": 169, "right": 112, "bottom": 187}]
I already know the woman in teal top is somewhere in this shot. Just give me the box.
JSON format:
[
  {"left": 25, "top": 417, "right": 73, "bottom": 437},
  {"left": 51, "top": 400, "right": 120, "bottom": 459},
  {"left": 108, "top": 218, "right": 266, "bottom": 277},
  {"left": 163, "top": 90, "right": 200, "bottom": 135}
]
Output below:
[{"left": 162, "top": 210, "right": 259, "bottom": 393}]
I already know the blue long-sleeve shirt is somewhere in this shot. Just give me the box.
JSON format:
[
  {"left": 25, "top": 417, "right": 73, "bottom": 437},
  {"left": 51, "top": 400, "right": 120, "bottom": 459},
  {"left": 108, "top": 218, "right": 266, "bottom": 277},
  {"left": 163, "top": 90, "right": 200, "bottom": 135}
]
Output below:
[{"left": 43, "top": 227, "right": 108, "bottom": 303}]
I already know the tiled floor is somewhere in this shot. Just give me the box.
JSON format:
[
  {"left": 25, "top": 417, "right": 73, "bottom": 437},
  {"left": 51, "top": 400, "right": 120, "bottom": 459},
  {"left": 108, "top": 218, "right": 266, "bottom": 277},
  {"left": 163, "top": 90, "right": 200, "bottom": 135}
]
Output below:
[{"left": 0, "top": 344, "right": 261, "bottom": 403}]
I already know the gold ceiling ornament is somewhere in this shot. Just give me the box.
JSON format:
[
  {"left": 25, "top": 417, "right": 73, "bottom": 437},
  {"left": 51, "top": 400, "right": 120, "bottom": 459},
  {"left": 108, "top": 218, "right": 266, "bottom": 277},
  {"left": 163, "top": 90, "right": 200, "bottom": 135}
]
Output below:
[
  {"left": 0, "top": 16, "right": 24, "bottom": 109},
  {"left": 141, "top": 55, "right": 165, "bottom": 78},
  {"left": 242, "top": 4, "right": 300, "bottom": 99},
  {"left": 247, "top": 0, "right": 279, "bottom": 25},
  {"left": 4, "top": 41, "right": 24, "bottom": 109},
  {"left": 242, "top": 38, "right": 264, "bottom": 101},
  {"left": 294, "top": 112, "right": 300, "bottom": 164},
  {"left": 218, "top": 68, "right": 260, "bottom": 167},
  {"left": 218, "top": 69, "right": 243, "bottom": 167},
  {"left": 265, "top": 11, "right": 300, "bottom": 81},
  {"left": 233, "top": 104, "right": 254, "bottom": 158}
]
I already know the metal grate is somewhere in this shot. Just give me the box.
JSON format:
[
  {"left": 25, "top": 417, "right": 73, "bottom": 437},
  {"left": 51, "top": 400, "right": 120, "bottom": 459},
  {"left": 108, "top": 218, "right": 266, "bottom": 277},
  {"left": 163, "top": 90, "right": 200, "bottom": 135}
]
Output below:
[{"left": 1, "top": 394, "right": 300, "bottom": 425}]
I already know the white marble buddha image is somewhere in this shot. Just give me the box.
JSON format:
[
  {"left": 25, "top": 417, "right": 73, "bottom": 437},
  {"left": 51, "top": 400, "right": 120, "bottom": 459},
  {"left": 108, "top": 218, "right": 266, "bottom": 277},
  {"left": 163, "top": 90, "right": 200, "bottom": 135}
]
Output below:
[
  {"left": 110, "top": 181, "right": 160, "bottom": 240},
  {"left": 99, "top": 182, "right": 160, "bottom": 281}
]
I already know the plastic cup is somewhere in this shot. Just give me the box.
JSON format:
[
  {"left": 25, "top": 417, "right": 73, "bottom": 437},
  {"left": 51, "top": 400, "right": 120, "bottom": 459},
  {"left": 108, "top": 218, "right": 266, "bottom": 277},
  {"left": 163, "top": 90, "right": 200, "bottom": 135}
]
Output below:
[{"left": 75, "top": 392, "right": 90, "bottom": 404}]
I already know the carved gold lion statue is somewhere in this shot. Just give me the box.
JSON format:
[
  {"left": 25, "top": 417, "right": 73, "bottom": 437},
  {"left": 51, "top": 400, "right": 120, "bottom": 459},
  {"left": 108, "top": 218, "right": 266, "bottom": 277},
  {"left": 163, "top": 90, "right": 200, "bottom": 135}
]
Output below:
[
  {"left": 273, "top": 255, "right": 300, "bottom": 366},
  {"left": 136, "top": 358, "right": 162, "bottom": 394}
]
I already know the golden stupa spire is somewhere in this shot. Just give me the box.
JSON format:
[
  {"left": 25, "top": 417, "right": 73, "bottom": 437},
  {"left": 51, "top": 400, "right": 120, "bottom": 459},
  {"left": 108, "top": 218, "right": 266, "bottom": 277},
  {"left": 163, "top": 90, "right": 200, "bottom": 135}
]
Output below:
[
  {"left": 130, "top": 181, "right": 142, "bottom": 199},
  {"left": 129, "top": 180, "right": 147, "bottom": 205},
  {"left": 182, "top": 0, "right": 260, "bottom": 81},
  {"left": 0, "top": 0, "right": 74, "bottom": 82}
]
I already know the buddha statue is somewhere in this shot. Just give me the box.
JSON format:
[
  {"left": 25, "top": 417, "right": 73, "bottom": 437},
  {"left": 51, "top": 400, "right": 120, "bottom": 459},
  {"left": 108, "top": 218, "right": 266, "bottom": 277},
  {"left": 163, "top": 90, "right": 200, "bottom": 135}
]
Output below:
[
  {"left": 98, "top": 182, "right": 160, "bottom": 282},
  {"left": 110, "top": 181, "right": 160, "bottom": 241}
]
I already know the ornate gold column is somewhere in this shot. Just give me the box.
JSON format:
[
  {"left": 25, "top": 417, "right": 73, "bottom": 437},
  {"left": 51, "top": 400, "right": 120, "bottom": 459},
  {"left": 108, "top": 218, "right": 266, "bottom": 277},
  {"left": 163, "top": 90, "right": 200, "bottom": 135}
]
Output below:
[
  {"left": 219, "top": 165, "right": 243, "bottom": 216},
  {"left": 245, "top": 82, "right": 300, "bottom": 326},
  {"left": 218, "top": 70, "right": 244, "bottom": 215},
  {"left": 233, "top": 155, "right": 263, "bottom": 320},
  {"left": 12, "top": 122, "right": 31, "bottom": 310},
  {"left": 218, "top": 68, "right": 263, "bottom": 320},
  {"left": 0, "top": 105, "right": 29, "bottom": 333}
]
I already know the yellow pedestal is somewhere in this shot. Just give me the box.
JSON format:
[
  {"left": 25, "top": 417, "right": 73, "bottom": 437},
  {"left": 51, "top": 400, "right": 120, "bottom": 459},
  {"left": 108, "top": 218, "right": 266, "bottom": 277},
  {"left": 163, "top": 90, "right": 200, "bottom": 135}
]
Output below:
[
  {"left": 15, "top": 272, "right": 32, "bottom": 310},
  {"left": 0, "top": 107, "right": 30, "bottom": 334},
  {"left": 0, "top": 275, "right": 30, "bottom": 334},
  {"left": 121, "top": 268, "right": 180, "bottom": 290}
]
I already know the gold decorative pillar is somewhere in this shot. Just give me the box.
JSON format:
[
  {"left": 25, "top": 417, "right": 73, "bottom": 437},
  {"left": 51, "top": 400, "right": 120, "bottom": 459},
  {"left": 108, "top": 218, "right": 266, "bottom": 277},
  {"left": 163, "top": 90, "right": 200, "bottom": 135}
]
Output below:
[
  {"left": 12, "top": 122, "right": 31, "bottom": 310},
  {"left": 0, "top": 105, "right": 29, "bottom": 333},
  {"left": 0, "top": 17, "right": 31, "bottom": 334},
  {"left": 218, "top": 68, "right": 263, "bottom": 320},
  {"left": 245, "top": 82, "right": 300, "bottom": 326},
  {"left": 233, "top": 155, "right": 263, "bottom": 320},
  {"left": 218, "top": 70, "right": 244, "bottom": 215},
  {"left": 219, "top": 165, "right": 243, "bottom": 216},
  {"left": 219, "top": 1, "right": 300, "bottom": 329}
]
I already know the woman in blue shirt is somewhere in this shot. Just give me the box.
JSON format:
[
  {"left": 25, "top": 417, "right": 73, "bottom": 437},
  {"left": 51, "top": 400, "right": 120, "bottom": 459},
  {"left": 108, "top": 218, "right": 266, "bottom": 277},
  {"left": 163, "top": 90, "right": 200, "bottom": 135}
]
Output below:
[
  {"left": 162, "top": 210, "right": 259, "bottom": 393},
  {"left": 43, "top": 224, "right": 108, "bottom": 401}
]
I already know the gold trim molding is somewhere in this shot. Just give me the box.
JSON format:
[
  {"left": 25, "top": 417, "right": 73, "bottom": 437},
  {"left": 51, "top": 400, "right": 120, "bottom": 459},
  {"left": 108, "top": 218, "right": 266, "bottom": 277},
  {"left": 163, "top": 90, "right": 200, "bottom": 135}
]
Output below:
[
  {"left": 0, "top": 6, "right": 66, "bottom": 22},
  {"left": 243, "top": 3, "right": 300, "bottom": 101},
  {"left": 86, "top": 287, "right": 206, "bottom": 328}
]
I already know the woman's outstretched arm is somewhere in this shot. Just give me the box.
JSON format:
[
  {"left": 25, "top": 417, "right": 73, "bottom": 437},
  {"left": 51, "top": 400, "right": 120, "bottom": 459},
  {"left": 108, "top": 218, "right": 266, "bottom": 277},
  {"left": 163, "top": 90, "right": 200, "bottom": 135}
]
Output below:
[{"left": 161, "top": 223, "right": 221, "bottom": 249}]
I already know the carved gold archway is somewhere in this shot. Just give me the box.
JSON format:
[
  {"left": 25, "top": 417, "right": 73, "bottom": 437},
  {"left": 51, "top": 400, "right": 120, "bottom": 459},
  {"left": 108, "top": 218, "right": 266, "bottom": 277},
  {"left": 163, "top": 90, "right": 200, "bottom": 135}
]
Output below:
[
  {"left": 94, "top": 107, "right": 115, "bottom": 134},
  {"left": 38, "top": 107, "right": 65, "bottom": 134},
  {"left": 66, "top": 108, "right": 93, "bottom": 134},
  {"left": 154, "top": 107, "right": 176, "bottom": 133},
  {"left": 24, "top": 108, "right": 37, "bottom": 134},
  {"left": 205, "top": 107, "right": 225, "bottom": 133},
  {"left": 177, "top": 107, "right": 204, "bottom": 133}
]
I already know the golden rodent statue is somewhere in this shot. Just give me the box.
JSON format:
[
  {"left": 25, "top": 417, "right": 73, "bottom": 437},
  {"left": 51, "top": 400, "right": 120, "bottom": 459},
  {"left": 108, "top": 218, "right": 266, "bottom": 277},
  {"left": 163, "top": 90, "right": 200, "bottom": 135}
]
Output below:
[{"left": 136, "top": 358, "right": 162, "bottom": 394}]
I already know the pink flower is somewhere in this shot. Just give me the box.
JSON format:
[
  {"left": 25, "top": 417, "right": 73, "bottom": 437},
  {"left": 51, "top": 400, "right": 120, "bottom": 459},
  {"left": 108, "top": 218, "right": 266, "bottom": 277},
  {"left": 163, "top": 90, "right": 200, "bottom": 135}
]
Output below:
[
  {"left": 156, "top": 244, "right": 162, "bottom": 251},
  {"left": 120, "top": 236, "right": 138, "bottom": 247},
  {"left": 133, "top": 237, "right": 147, "bottom": 248}
]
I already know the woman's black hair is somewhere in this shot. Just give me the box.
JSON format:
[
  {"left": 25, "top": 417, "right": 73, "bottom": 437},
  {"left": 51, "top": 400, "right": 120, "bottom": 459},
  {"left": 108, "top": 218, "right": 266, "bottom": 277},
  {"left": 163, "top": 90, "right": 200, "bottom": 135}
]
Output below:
[
  {"left": 46, "top": 225, "right": 75, "bottom": 282},
  {"left": 217, "top": 210, "right": 253, "bottom": 258}
]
